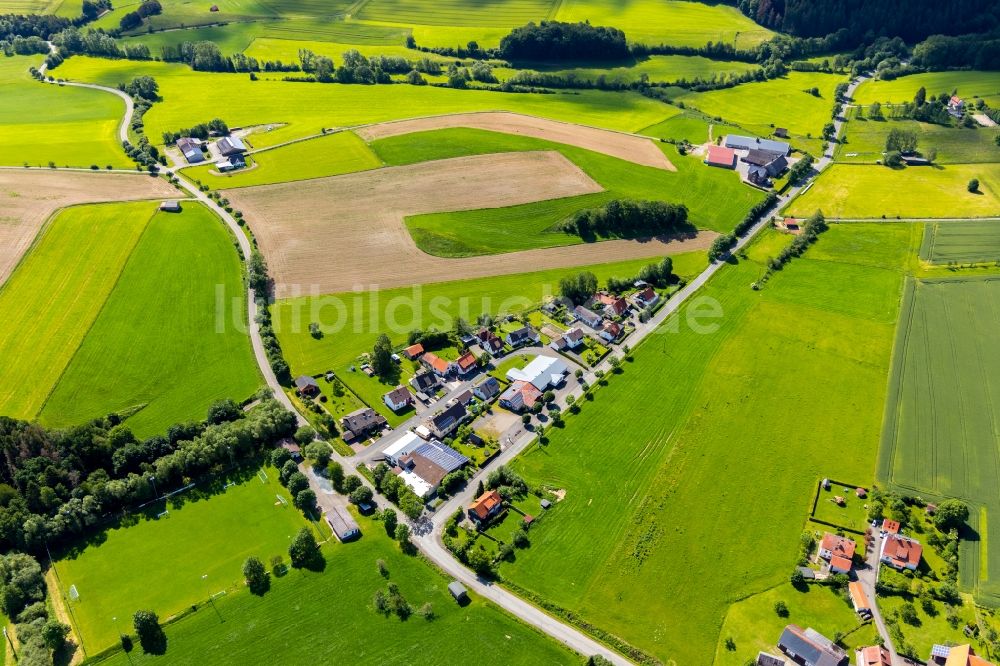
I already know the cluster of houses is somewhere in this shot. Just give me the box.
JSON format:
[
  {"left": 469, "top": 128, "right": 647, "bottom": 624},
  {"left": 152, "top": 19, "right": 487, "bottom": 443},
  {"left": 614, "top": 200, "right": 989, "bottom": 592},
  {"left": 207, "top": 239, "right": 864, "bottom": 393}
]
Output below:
[
  {"left": 499, "top": 355, "right": 568, "bottom": 412},
  {"left": 176, "top": 133, "right": 248, "bottom": 171},
  {"left": 383, "top": 430, "right": 470, "bottom": 499},
  {"left": 545, "top": 287, "right": 658, "bottom": 353},
  {"left": 704, "top": 133, "right": 792, "bottom": 187}
]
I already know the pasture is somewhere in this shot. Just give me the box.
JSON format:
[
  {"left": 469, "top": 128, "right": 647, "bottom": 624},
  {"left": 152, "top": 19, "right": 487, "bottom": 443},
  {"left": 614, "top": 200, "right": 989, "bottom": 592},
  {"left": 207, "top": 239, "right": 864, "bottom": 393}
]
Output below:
[
  {"left": 92, "top": 512, "right": 577, "bottom": 666},
  {"left": 242, "top": 37, "right": 436, "bottom": 65},
  {"left": 920, "top": 221, "right": 1000, "bottom": 264},
  {"left": 38, "top": 203, "right": 261, "bottom": 437},
  {"left": 501, "top": 223, "right": 910, "bottom": 664},
  {"left": 671, "top": 71, "right": 847, "bottom": 153},
  {"left": 55, "top": 57, "right": 677, "bottom": 149},
  {"left": 356, "top": 0, "right": 557, "bottom": 28},
  {"left": 838, "top": 113, "right": 1000, "bottom": 164},
  {"left": 0, "top": 202, "right": 155, "bottom": 420},
  {"left": 878, "top": 276, "right": 1000, "bottom": 602},
  {"left": 369, "top": 128, "right": 759, "bottom": 250},
  {"left": 555, "top": 0, "right": 774, "bottom": 48},
  {"left": 854, "top": 70, "right": 1000, "bottom": 106},
  {"left": 0, "top": 56, "right": 131, "bottom": 168},
  {"left": 0, "top": 0, "right": 61, "bottom": 11},
  {"left": 185, "top": 131, "right": 382, "bottom": 188},
  {"left": 788, "top": 163, "right": 1000, "bottom": 218},
  {"left": 271, "top": 251, "right": 707, "bottom": 376},
  {"left": 496, "top": 55, "right": 757, "bottom": 86},
  {"left": 0, "top": 169, "right": 176, "bottom": 285},
  {"left": 53, "top": 467, "right": 315, "bottom": 652}
]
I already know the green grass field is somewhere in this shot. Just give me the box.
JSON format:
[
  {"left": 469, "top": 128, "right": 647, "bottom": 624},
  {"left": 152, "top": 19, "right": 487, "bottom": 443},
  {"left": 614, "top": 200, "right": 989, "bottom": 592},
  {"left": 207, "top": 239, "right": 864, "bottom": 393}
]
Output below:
[
  {"left": 0, "top": 0, "right": 61, "bottom": 11},
  {"left": 838, "top": 112, "right": 1000, "bottom": 164},
  {"left": 54, "top": 466, "right": 317, "bottom": 652},
  {"left": 55, "top": 57, "right": 677, "bottom": 149},
  {"left": 714, "top": 583, "right": 876, "bottom": 664},
  {"left": 788, "top": 163, "right": 1000, "bottom": 218},
  {"left": 920, "top": 220, "right": 1000, "bottom": 264},
  {"left": 36, "top": 203, "right": 261, "bottom": 436},
  {"left": 672, "top": 71, "right": 847, "bottom": 154},
  {"left": 272, "top": 252, "right": 706, "bottom": 377},
  {"left": 186, "top": 131, "right": 382, "bottom": 188},
  {"left": 242, "top": 37, "right": 443, "bottom": 65},
  {"left": 0, "top": 202, "right": 152, "bottom": 420},
  {"left": 878, "top": 276, "right": 1000, "bottom": 602},
  {"left": 91, "top": 511, "right": 577, "bottom": 665},
  {"left": 639, "top": 112, "right": 742, "bottom": 144},
  {"left": 854, "top": 70, "right": 1000, "bottom": 105},
  {"left": 499, "top": 223, "right": 911, "bottom": 664},
  {"left": 356, "top": 0, "right": 557, "bottom": 28},
  {"left": 365, "top": 127, "right": 761, "bottom": 255},
  {"left": 555, "top": 0, "right": 774, "bottom": 48},
  {"left": 0, "top": 56, "right": 130, "bottom": 168},
  {"left": 495, "top": 54, "right": 758, "bottom": 86}
]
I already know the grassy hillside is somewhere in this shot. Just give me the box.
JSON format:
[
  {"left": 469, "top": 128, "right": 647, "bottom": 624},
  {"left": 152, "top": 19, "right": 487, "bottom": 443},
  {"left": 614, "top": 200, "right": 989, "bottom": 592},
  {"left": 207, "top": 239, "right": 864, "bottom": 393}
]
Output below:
[
  {"left": 501, "top": 223, "right": 911, "bottom": 664},
  {"left": 854, "top": 70, "right": 1000, "bottom": 106},
  {"left": 38, "top": 202, "right": 261, "bottom": 436},
  {"left": 838, "top": 112, "right": 1000, "bottom": 164}
]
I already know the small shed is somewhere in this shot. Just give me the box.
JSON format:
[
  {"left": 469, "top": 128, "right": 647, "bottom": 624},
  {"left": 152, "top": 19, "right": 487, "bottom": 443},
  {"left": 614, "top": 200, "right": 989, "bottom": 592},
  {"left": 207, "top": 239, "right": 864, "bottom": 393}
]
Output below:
[
  {"left": 209, "top": 4, "right": 219, "bottom": 10},
  {"left": 159, "top": 200, "right": 181, "bottom": 212},
  {"left": 523, "top": 514, "right": 535, "bottom": 526},
  {"left": 540, "top": 499, "right": 552, "bottom": 510},
  {"left": 855, "top": 487, "right": 867, "bottom": 498},
  {"left": 774, "top": 127, "right": 789, "bottom": 138},
  {"left": 326, "top": 506, "right": 360, "bottom": 542},
  {"left": 448, "top": 581, "right": 468, "bottom": 603}
]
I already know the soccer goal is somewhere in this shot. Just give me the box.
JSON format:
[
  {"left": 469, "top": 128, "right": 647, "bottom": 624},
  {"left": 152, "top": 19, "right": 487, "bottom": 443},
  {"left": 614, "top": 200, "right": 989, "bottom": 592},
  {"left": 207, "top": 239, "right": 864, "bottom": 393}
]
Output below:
[
  {"left": 68, "top": 585, "right": 80, "bottom": 602},
  {"left": 258, "top": 469, "right": 268, "bottom": 484},
  {"left": 275, "top": 494, "right": 287, "bottom": 507},
  {"left": 156, "top": 509, "right": 169, "bottom": 519}
]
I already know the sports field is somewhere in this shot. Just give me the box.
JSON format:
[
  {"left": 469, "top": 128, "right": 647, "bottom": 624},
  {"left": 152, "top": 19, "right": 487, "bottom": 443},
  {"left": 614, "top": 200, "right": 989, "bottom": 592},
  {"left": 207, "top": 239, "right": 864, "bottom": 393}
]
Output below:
[
  {"left": 93, "top": 512, "right": 577, "bottom": 665},
  {"left": 920, "top": 221, "right": 1000, "bottom": 264},
  {"left": 555, "top": 0, "right": 774, "bottom": 48},
  {"left": 37, "top": 203, "right": 261, "bottom": 436},
  {"left": 272, "top": 251, "right": 707, "bottom": 376},
  {"left": 671, "top": 71, "right": 847, "bottom": 153},
  {"left": 501, "top": 223, "right": 911, "bottom": 664},
  {"left": 0, "top": 56, "right": 131, "bottom": 168},
  {"left": 878, "top": 276, "right": 1000, "bottom": 601},
  {"left": 55, "top": 57, "right": 677, "bottom": 149},
  {"left": 0, "top": 201, "right": 260, "bottom": 436},
  {"left": 53, "top": 467, "right": 315, "bottom": 652},
  {"left": 788, "top": 163, "right": 1000, "bottom": 218},
  {"left": 185, "top": 131, "right": 382, "bottom": 188},
  {"left": 854, "top": 70, "right": 1000, "bottom": 106},
  {"left": 837, "top": 113, "right": 1000, "bottom": 163}
]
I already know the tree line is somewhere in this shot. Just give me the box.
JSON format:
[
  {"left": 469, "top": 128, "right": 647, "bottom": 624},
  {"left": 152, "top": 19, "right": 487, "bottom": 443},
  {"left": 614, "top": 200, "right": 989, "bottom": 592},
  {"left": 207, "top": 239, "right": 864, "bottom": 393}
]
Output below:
[{"left": 559, "top": 199, "right": 692, "bottom": 241}]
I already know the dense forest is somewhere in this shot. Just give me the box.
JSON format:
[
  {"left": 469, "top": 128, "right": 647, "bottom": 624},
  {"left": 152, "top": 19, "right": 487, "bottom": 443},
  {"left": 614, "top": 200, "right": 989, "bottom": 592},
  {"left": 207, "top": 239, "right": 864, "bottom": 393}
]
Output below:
[{"left": 735, "top": 0, "right": 1000, "bottom": 43}]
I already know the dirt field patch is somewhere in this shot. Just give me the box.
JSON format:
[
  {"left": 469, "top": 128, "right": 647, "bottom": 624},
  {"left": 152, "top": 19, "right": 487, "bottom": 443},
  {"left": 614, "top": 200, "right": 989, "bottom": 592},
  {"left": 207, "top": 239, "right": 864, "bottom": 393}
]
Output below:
[
  {"left": 0, "top": 170, "right": 178, "bottom": 285},
  {"left": 355, "top": 112, "right": 676, "bottom": 171},
  {"left": 226, "top": 151, "right": 713, "bottom": 295}
]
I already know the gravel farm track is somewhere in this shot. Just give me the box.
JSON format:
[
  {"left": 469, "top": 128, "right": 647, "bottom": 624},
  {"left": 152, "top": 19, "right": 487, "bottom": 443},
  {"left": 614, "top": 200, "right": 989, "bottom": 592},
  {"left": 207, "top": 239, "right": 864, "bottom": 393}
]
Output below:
[
  {"left": 224, "top": 150, "right": 711, "bottom": 294},
  {"left": 0, "top": 169, "right": 177, "bottom": 285},
  {"left": 354, "top": 111, "right": 677, "bottom": 171}
]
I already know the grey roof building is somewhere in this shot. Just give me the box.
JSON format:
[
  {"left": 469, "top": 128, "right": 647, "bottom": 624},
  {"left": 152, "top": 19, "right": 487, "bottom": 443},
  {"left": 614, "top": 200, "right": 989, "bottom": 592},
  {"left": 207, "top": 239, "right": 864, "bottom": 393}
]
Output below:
[
  {"left": 724, "top": 134, "right": 791, "bottom": 155},
  {"left": 777, "top": 625, "right": 847, "bottom": 666},
  {"left": 326, "top": 506, "right": 360, "bottom": 542},
  {"left": 425, "top": 402, "right": 467, "bottom": 439},
  {"left": 448, "top": 581, "right": 468, "bottom": 602}
]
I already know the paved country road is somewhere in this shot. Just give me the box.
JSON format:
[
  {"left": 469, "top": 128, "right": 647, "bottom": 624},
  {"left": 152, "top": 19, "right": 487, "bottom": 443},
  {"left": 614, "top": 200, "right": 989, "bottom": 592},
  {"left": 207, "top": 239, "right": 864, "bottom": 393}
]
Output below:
[{"left": 35, "top": 67, "right": 902, "bottom": 665}]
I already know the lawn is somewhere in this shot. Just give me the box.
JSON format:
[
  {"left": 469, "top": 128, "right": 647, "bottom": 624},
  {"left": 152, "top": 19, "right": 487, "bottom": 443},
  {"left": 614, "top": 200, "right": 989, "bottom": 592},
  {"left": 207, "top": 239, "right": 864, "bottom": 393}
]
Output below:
[
  {"left": 671, "top": 71, "right": 848, "bottom": 154},
  {"left": 242, "top": 36, "right": 446, "bottom": 65},
  {"left": 272, "top": 251, "right": 706, "bottom": 377},
  {"left": 90, "top": 511, "right": 578, "bottom": 666},
  {"left": 554, "top": 0, "right": 774, "bottom": 48},
  {"left": 878, "top": 276, "right": 1000, "bottom": 603},
  {"left": 184, "top": 131, "right": 382, "bottom": 188},
  {"left": 356, "top": 0, "right": 556, "bottom": 28},
  {"left": 920, "top": 220, "right": 1000, "bottom": 264},
  {"left": 713, "top": 582, "right": 877, "bottom": 665},
  {"left": 0, "top": 0, "right": 61, "bottom": 11},
  {"left": 53, "top": 466, "right": 315, "bottom": 653},
  {"left": 368, "top": 127, "right": 762, "bottom": 255},
  {"left": 837, "top": 113, "right": 1000, "bottom": 164},
  {"left": 495, "top": 55, "right": 758, "bottom": 86},
  {"left": 0, "top": 56, "right": 130, "bottom": 168},
  {"left": 55, "top": 56, "right": 677, "bottom": 149},
  {"left": 788, "top": 163, "right": 1000, "bottom": 218},
  {"left": 499, "top": 223, "right": 910, "bottom": 664},
  {"left": 639, "top": 112, "right": 743, "bottom": 144},
  {"left": 0, "top": 202, "right": 152, "bottom": 420},
  {"left": 37, "top": 203, "right": 261, "bottom": 437},
  {"left": 854, "top": 70, "right": 1000, "bottom": 106},
  {"left": 811, "top": 484, "right": 870, "bottom": 533}
]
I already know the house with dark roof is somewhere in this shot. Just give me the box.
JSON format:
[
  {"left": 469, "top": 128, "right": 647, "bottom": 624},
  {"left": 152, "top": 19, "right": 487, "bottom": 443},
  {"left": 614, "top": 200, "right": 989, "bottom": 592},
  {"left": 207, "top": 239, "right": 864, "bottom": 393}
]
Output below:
[
  {"left": 159, "top": 200, "right": 181, "bottom": 212},
  {"left": 448, "top": 389, "right": 473, "bottom": 407},
  {"left": 176, "top": 137, "right": 205, "bottom": 164},
  {"left": 472, "top": 376, "right": 501, "bottom": 401},
  {"left": 383, "top": 385, "right": 413, "bottom": 412},
  {"left": 550, "top": 327, "right": 585, "bottom": 352},
  {"left": 743, "top": 148, "right": 788, "bottom": 176},
  {"left": 217, "top": 153, "right": 246, "bottom": 172},
  {"left": 396, "top": 440, "right": 469, "bottom": 496},
  {"left": 757, "top": 653, "right": 785, "bottom": 666},
  {"left": 505, "top": 326, "right": 540, "bottom": 348},
  {"left": 424, "top": 402, "right": 467, "bottom": 439},
  {"left": 777, "top": 625, "right": 848, "bottom": 666},
  {"left": 468, "top": 489, "right": 504, "bottom": 527},
  {"left": 774, "top": 127, "right": 789, "bottom": 138},
  {"left": 476, "top": 328, "right": 505, "bottom": 356},
  {"left": 747, "top": 165, "right": 770, "bottom": 187},
  {"left": 575, "top": 305, "right": 603, "bottom": 329},
  {"left": 448, "top": 581, "right": 468, "bottom": 603},
  {"left": 704, "top": 144, "right": 737, "bottom": 168},
  {"left": 340, "top": 407, "right": 387, "bottom": 441},
  {"left": 410, "top": 371, "right": 438, "bottom": 395},
  {"left": 294, "top": 375, "right": 320, "bottom": 397}
]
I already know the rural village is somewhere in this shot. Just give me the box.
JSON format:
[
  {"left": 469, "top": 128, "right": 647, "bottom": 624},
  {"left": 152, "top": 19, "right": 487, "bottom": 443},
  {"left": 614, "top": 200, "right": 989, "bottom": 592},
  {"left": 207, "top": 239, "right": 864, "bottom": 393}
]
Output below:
[{"left": 1, "top": 0, "right": 1000, "bottom": 665}]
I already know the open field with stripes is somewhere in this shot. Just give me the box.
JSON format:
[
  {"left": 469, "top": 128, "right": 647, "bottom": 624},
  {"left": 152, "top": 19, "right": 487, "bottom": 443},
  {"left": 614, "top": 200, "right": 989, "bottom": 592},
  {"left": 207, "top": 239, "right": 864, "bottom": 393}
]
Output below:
[
  {"left": 920, "top": 221, "right": 1000, "bottom": 264},
  {"left": 878, "top": 276, "right": 1000, "bottom": 603}
]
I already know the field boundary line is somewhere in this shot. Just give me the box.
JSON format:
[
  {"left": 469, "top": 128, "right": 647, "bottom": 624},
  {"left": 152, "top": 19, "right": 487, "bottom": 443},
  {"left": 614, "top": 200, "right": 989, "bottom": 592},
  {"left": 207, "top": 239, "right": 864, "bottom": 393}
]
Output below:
[
  {"left": 875, "top": 276, "right": 914, "bottom": 489},
  {"left": 32, "top": 206, "right": 159, "bottom": 420}
]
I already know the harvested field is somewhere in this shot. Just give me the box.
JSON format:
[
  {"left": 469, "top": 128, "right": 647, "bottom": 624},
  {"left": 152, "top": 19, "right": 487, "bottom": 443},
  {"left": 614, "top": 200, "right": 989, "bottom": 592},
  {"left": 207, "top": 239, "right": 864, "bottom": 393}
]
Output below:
[
  {"left": 226, "top": 151, "right": 711, "bottom": 294},
  {"left": 0, "top": 170, "right": 178, "bottom": 285},
  {"left": 354, "top": 112, "right": 676, "bottom": 171}
]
